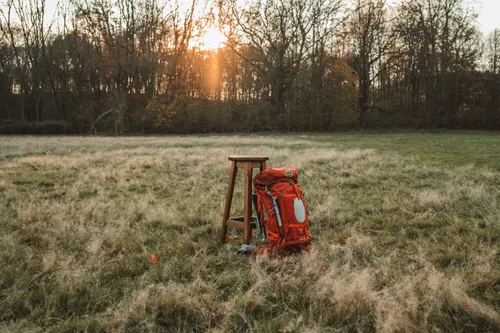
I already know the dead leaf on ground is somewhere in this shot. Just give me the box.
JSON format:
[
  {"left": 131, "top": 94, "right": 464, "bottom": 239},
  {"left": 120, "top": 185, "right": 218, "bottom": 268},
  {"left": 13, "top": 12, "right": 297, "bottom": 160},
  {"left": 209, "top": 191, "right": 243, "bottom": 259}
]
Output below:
[{"left": 150, "top": 253, "right": 159, "bottom": 264}]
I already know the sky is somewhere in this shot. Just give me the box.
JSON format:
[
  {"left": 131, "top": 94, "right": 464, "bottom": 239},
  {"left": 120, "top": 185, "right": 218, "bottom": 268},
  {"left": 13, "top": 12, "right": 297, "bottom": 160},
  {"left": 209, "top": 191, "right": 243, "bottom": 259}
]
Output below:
[
  {"left": 477, "top": 0, "right": 499, "bottom": 33},
  {"left": 40, "top": 0, "right": 499, "bottom": 35},
  {"left": 388, "top": 0, "right": 499, "bottom": 34}
]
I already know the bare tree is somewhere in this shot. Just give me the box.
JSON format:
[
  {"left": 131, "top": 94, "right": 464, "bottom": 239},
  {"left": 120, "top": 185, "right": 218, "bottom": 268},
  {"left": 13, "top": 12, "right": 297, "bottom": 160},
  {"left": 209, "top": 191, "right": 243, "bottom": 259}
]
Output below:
[
  {"left": 0, "top": 0, "right": 54, "bottom": 121},
  {"left": 347, "top": 0, "right": 396, "bottom": 128},
  {"left": 220, "top": 0, "right": 342, "bottom": 129},
  {"left": 395, "top": 0, "right": 480, "bottom": 128},
  {"left": 486, "top": 29, "right": 500, "bottom": 74},
  {"left": 484, "top": 29, "right": 500, "bottom": 128}
]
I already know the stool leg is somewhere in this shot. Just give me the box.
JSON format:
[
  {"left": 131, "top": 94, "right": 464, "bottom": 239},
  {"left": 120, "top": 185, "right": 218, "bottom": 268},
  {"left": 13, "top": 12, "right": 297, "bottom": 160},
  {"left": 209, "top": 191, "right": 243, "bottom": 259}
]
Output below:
[
  {"left": 220, "top": 161, "right": 237, "bottom": 244},
  {"left": 260, "top": 161, "right": 267, "bottom": 171},
  {"left": 243, "top": 163, "right": 253, "bottom": 245}
]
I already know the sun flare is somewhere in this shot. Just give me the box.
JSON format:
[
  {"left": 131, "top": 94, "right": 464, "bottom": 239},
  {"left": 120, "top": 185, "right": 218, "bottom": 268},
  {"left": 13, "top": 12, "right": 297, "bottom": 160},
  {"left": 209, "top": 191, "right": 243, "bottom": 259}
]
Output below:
[{"left": 199, "top": 27, "right": 226, "bottom": 50}]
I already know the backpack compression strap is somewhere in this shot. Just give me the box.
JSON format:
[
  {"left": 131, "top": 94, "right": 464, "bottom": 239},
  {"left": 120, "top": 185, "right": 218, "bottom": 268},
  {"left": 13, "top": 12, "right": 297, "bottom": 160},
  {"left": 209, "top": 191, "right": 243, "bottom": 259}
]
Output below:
[{"left": 265, "top": 186, "right": 286, "bottom": 241}]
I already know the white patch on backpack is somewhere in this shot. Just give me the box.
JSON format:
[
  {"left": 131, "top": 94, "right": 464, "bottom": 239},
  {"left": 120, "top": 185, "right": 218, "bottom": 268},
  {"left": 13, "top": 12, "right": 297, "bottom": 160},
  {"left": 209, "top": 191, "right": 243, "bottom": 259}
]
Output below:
[
  {"left": 293, "top": 198, "right": 306, "bottom": 223},
  {"left": 285, "top": 170, "right": 293, "bottom": 177}
]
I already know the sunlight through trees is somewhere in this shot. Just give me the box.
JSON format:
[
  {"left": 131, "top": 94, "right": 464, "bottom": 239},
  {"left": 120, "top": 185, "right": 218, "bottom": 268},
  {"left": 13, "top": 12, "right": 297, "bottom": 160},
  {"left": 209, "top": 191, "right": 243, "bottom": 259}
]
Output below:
[{"left": 0, "top": 0, "right": 498, "bottom": 133}]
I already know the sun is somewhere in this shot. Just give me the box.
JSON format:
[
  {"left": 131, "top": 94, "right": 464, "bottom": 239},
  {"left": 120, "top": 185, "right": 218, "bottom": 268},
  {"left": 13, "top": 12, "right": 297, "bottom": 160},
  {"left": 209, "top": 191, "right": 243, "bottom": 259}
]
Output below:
[{"left": 199, "top": 27, "right": 226, "bottom": 50}]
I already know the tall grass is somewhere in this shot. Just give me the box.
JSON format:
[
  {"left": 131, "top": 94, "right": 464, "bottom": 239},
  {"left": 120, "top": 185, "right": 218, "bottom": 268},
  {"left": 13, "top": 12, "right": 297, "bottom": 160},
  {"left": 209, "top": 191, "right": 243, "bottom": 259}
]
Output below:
[{"left": 0, "top": 133, "right": 499, "bottom": 332}]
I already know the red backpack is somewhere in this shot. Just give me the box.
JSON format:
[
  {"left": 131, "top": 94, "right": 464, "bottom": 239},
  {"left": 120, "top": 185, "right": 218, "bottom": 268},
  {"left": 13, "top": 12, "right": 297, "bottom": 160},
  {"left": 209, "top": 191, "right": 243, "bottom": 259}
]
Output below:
[{"left": 253, "top": 168, "right": 311, "bottom": 252}]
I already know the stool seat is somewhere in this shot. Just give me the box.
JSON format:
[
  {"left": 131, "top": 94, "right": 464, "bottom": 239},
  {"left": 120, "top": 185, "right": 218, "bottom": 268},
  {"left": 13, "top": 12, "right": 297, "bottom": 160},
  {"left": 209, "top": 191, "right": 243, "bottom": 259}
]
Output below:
[
  {"left": 220, "top": 156, "right": 269, "bottom": 245},
  {"left": 228, "top": 156, "right": 269, "bottom": 162}
]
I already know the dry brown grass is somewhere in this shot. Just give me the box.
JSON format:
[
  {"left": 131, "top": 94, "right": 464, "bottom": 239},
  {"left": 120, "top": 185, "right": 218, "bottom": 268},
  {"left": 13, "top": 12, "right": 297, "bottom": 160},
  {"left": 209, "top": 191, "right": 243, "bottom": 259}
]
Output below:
[{"left": 0, "top": 133, "right": 499, "bottom": 332}]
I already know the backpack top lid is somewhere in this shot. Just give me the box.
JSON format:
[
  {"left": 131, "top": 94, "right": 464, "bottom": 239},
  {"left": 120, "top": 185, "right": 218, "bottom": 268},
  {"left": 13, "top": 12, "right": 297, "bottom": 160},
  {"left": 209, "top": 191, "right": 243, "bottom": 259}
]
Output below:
[{"left": 254, "top": 168, "right": 298, "bottom": 190}]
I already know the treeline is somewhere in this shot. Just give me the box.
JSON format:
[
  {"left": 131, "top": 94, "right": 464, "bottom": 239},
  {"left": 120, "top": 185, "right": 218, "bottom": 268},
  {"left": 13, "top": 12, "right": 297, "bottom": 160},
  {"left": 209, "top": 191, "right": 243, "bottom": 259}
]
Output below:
[{"left": 0, "top": 0, "right": 499, "bottom": 133}]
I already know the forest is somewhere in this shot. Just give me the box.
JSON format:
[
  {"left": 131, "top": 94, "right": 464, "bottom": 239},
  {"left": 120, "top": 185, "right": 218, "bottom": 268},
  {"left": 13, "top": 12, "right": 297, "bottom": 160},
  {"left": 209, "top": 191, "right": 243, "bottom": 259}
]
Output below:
[{"left": 0, "top": 0, "right": 499, "bottom": 133}]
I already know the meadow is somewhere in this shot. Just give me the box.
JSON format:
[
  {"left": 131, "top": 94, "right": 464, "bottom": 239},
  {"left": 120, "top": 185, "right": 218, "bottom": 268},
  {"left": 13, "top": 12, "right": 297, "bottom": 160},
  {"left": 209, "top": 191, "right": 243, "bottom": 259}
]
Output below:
[{"left": 0, "top": 132, "right": 499, "bottom": 332}]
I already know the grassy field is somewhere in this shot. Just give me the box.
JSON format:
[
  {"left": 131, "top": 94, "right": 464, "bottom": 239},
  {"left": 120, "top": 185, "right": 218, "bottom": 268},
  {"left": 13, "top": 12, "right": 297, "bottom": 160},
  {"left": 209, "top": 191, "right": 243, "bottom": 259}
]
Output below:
[{"left": 0, "top": 133, "right": 499, "bottom": 333}]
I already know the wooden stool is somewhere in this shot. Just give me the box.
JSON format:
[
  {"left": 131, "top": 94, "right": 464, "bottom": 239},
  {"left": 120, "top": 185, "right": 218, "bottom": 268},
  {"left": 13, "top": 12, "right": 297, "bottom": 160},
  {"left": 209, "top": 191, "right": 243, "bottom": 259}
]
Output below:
[{"left": 220, "top": 155, "right": 269, "bottom": 245}]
